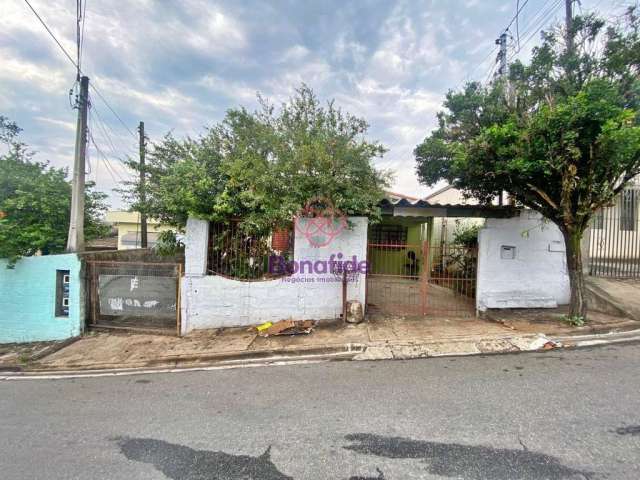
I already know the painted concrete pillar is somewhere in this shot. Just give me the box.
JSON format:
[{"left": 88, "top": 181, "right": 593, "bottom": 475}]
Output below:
[{"left": 185, "top": 218, "right": 209, "bottom": 276}]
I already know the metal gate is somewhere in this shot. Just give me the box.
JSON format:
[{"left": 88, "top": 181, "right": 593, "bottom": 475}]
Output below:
[
  {"left": 86, "top": 261, "right": 182, "bottom": 334},
  {"left": 589, "top": 184, "right": 640, "bottom": 278},
  {"left": 366, "top": 241, "right": 477, "bottom": 316}
]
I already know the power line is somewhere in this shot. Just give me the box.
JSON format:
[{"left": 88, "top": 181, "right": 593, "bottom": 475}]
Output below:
[
  {"left": 23, "top": 0, "right": 137, "bottom": 141},
  {"left": 509, "top": 0, "right": 564, "bottom": 61},
  {"left": 90, "top": 97, "right": 137, "bottom": 161},
  {"left": 504, "top": 0, "right": 530, "bottom": 34},
  {"left": 89, "top": 130, "right": 125, "bottom": 183},
  {"left": 456, "top": 0, "right": 532, "bottom": 89},
  {"left": 89, "top": 83, "right": 137, "bottom": 139},
  {"left": 23, "top": 0, "right": 77, "bottom": 68}
]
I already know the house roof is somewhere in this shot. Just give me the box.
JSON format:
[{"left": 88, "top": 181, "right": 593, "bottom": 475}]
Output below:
[
  {"left": 384, "top": 190, "right": 422, "bottom": 202},
  {"left": 424, "top": 184, "right": 455, "bottom": 201},
  {"left": 105, "top": 210, "right": 162, "bottom": 225},
  {"left": 379, "top": 195, "right": 515, "bottom": 219}
]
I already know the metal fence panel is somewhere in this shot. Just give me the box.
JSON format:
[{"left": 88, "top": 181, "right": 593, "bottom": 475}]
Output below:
[
  {"left": 589, "top": 184, "right": 640, "bottom": 278},
  {"left": 87, "top": 261, "right": 181, "bottom": 333}
]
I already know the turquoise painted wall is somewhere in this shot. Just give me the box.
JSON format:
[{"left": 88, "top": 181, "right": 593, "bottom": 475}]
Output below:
[{"left": 0, "top": 254, "right": 83, "bottom": 343}]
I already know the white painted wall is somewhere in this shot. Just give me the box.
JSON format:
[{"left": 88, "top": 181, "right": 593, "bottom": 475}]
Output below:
[
  {"left": 181, "top": 217, "right": 368, "bottom": 333},
  {"left": 476, "top": 210, "right": 570, "bottom": 311}
]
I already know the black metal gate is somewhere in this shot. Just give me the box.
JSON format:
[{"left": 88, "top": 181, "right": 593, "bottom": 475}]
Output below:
[
  {"left": 589, "top": 185, "right": 640, "bottom": 277},
  {"left": 86, "top": 261, "right": 182, "bottom": 334}
]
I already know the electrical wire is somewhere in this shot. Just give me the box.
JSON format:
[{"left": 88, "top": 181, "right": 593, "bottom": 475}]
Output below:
[
  {"left": 504, "top": 0, "right": 530, "bottom": 34},
  {"left": 23, "top": 0, "right": 77, "bottom": 68},
  {"left": 23, "top": 0, "right": 137, "bottom": 141},
  {"left": 90, "top": 99, "right": 130, "bottom": 159},
  {"left": 509, "top": 0, "right": 564, "bottom": 61}
]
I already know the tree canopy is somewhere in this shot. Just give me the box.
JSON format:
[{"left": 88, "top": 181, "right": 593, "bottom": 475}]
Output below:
[
  {"left": 414, "top": 10, "right": 640, "bottom": 318},
  {"left": 0, "top": 116, "right": 108, "bottom": 264},
  {"left": 123, "top": 85, "right": 391, "bottom": 234}
]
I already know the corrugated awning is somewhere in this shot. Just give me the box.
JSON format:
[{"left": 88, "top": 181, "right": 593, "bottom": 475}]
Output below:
[{"left": 379, "top": 197, "right": 517, "bottom": 219}]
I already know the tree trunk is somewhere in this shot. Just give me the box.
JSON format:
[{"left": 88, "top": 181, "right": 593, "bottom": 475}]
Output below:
[{"left": 562, "top": 228, "right": 587, "bottom": 319}]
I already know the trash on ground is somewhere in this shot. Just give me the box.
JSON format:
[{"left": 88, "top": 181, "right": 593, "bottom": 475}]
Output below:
[
  {"left": 256, "top": 321, "right": 273, "bottom": 332},
  {"left": 257, "top": 320, "right": 316, "bottom": 337},
  {"left": 526, "top": 335, "right": 550, "bottom": 351}
]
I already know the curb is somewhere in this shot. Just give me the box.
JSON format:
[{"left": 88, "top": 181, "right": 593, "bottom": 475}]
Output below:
[
  {"left": 0, "top": 344, "right": 365, "bottom": 379},
  {"left": 3, "top": 329, "right": 640, "bottom": 380}
]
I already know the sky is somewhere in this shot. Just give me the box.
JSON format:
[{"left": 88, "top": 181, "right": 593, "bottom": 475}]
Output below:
[{"left": 0, "top": 0, "right": 628, "bottom": 209}]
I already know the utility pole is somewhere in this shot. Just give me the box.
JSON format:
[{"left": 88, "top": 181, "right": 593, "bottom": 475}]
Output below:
[
  {"left": 495, "top": 32, "right": 508, "bottom": 79},
  {"left": 495, "top": 32, "right": 508, "bottom": 205},
  {"left": 565, "top": 0, "right": 574, "bottom": 54},
  {"left": 138, "top": 121, "right": 148, "bottom": 248},
  {"left": 66, "top": 75, "right": 89, "bottom": 252}
]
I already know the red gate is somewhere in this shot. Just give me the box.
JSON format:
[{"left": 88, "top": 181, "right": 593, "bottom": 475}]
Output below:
[{"left": 366, "top": 241, "right": 477, "bottom": 316}]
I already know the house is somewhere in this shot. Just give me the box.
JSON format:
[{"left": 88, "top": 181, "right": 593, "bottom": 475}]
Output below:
[
  {"left": 424, "top": 185, "right": 489, "bottom": 247},
  {"left": 105, "top": 211, "right": 169, "bottom": 250}
]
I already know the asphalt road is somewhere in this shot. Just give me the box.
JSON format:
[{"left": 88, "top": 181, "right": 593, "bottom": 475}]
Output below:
[{"left": 1, "top": 343, "right": 639, "bottom": 480}]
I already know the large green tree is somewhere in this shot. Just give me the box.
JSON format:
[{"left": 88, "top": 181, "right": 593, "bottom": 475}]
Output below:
[
  {"left": 122, "top": 85, "right": 390, "bottom": 234},
  {"left": 0, "top": 116, "right": 109, "bottom": 264},
  {"left": 415, "top": 11, "right": 640, "bottom": 319}
]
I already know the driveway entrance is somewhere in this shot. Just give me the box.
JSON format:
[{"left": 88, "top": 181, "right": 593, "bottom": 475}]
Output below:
[{"left": 366, "top": 241, "right": 477, "bottom": 317}]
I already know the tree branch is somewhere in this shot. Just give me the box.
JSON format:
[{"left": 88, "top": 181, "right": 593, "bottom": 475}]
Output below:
[{"left": 526, "top": 183, "right": 559, "bottom": 210}]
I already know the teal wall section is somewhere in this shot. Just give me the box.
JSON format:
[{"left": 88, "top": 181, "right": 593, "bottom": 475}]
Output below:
[{"left": 0, "top": 254, "right": 83, "bottom": 343}]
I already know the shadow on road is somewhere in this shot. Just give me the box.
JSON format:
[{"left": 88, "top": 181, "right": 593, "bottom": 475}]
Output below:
[
  {"left": 114, "top": 437, "right": 292, "bottom": 480},
  {"left": 113, "top": 434, "right": 593, "bottom": 479},
  {"left": 343, "top": 433, "right": 593, "bottom": 480}
]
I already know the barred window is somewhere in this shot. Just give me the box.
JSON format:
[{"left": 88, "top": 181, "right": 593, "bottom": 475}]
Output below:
[
  {"left": 620, "top": 190, "right": 638, "bottom": 232},
  {"left": 593, "top": 209, "right": 604, "bottom": 230},
  {"left": 369, "top": 224, "right": 408, "bottom": 246}
]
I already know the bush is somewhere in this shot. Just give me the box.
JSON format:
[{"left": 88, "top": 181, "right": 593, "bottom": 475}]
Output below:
[{"left": 452, "top": 223, "right": 481, "bottom": 247}]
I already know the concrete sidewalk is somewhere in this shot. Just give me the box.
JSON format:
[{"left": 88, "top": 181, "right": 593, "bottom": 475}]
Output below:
[{"left": 6, "top": 310, "right": 638, "bottom": 373}]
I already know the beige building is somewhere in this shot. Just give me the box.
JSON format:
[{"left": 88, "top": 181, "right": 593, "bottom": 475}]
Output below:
[
  {"left": 425, "top": 185, "right": 486, "bottom": 246},
  {"left": 105, "top": 211, "right": 169, "bottom": 250}
]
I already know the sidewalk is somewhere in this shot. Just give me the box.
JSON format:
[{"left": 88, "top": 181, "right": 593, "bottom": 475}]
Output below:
[{"left": 6, "top": 310, "right": 639, "bottom": 374}]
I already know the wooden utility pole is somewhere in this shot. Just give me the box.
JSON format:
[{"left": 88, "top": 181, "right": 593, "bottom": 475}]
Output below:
[
  {"left": 138, "top": 121, "right": 148, "bottom": 248},
  {"left": 66, "top": 75, "right": 89, "bottom": 252}
]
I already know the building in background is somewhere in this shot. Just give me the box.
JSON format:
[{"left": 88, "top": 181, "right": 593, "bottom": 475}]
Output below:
[
  {"left": 425, "top": 185, "right": 487, "bottom": 247},
  {"left": 105, "top": 211, "right": 169, "bottom": 250}
]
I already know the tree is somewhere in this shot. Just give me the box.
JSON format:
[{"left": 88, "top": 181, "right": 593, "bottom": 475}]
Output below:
[
  {"left": 122, "top": 85, "right": 391, "bottom": 234},
  {"left": 414, "top": 11, "right": 640, "bottom": 320},
  {"left": 0, "top": 116, "right": 109, "bottom": 265}
]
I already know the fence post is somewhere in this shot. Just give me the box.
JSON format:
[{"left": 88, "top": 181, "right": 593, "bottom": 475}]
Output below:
[
  {"left": 185, "top": 217, "right": 209, "bottom": 276},
  {"left": 581, "top": 225, "right": 591, "bottom": 276},
  {"left": 421, "top": 240, "right": 429, "bottom": 316}
]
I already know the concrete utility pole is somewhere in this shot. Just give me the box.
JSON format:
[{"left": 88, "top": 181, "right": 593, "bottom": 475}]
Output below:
[
  {"left": 138, "top": 121, "right": 148, "bottom": 248},
  {"left": 565, "top": 0, "right": 574, "bottom": 54},
  {"left": 66, "top": 75, "right": 89, "bottom": 252},
  {"left": 495, "top": 32, "right": 508, "bottom": 206},
  {"left": 495, "top": 32, "right": 508, "bottom": 78}
]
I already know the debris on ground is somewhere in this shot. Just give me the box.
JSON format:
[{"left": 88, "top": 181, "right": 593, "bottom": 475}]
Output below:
[
  {"left": 256, "top": 322, "right": 273, "bottom": 332},
  {"left": 526, "top": 335, "right": 551, "bottom": 351},
  {"left": 257, "top": 320, "right": 316, "bottom": 337}
]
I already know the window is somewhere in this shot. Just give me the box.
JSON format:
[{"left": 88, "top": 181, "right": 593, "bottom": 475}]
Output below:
[
  {"left": 369, "top": 224, "right": 408, "bottom": 246},
  {"left": 593, "top": 208, "right": 604, "bottom": 230},
  {"left": 620, "top": 190, "right": 638, "bottom": 232},
  {"left": 55, "top": 270, "right": 70, "bottom": 317}
]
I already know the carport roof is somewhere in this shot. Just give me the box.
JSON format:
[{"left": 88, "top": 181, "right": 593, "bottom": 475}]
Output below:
[{"left": 380, "top": 197, "right": 517, "bottom": 219}]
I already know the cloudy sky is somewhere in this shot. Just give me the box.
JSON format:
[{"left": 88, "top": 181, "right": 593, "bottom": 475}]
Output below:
[{"left": 0, "top": 0, "right": 626, "bottom": 208}]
